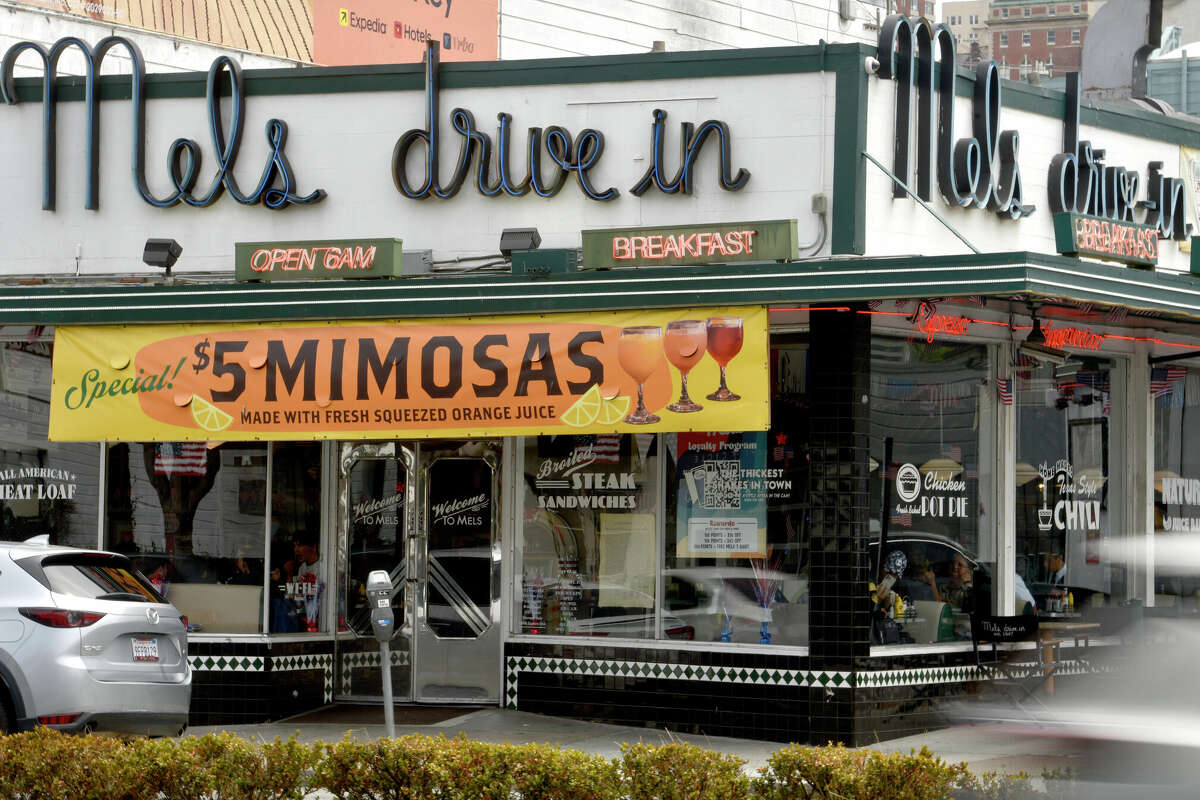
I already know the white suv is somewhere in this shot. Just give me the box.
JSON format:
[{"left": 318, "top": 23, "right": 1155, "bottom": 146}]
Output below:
[{"left": 0, "top": 537, "right": 191, "bottom": 735}]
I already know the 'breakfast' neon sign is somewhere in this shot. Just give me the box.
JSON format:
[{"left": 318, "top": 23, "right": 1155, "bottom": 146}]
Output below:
[
  {"left": 581, "top": 220, "right": 798, "bottom": 269},
  {"left": 612, "top": 230, "right": 758, "bottom": 262}
]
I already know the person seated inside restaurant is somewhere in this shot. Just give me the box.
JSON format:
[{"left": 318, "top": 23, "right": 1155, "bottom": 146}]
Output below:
[{"left": 923, "top": 552, "right": 972, "bottom": 611}]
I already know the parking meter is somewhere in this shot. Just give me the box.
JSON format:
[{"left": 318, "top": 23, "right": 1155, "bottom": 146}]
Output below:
[
  {"left": 366, "top": 570, "right": 395, "bottom": 642},
  {"left": 365, "top": 570, "right": 396, "bottom": 737}
]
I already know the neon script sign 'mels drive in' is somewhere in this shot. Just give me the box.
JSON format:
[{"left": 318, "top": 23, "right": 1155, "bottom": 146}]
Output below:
[{"left": 1, "top": 38, "right": 749, "bottom": 211}]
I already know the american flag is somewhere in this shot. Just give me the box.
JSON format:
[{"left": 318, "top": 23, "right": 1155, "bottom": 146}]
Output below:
[
  {"left": 996, "top": 377, "right": 1014, "bottom": 405},
  {"left": 890, "top": 510, "right": 913, "bottom": 528},
  {"left": 592, "top": 434, "right": 622, "bottom": 464},
  {"left": 154, "top": 442, "right": 208, "bottom": 476},
  {"left": 1151, "top": 366, "right": 1188, "bottom": 399}
]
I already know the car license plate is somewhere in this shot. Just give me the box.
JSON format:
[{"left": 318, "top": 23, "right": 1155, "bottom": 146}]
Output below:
[{"left": 132, "top": 637, "right": 159, "bottom": 662}]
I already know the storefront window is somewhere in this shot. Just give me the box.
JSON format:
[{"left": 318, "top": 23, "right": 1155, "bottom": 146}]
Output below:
[
  {"left": 870, "top": 338, "right": 994, "bottom": 644},
  {"left": 660, "top": 339, "right": 810, "bottom": 645},
  {"left": 269, "top": 442, "right": 325, "bottom": 633},
  {"left": 105, "top": 442, "right": 268, "bottom": 633},
  {"left": 0, "top": 340, "right": 99, "bottom": 548},
  {"left": 344, "top": 452, "right": 408, "bottom": 637},
  {"left": 1153, "top": 366, "right": 1200, "bottom": 606},
  {"left": 518, "top": 434, "right": 659, "bottom": 638},
  {"left": 1015, "top": 358, "right": 1115, "bottom": 611}
]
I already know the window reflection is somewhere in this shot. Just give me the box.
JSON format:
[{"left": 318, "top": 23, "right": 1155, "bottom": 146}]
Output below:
[
  {"left": 519, "top": 434, "right": 659, "bottom": 638},
  {"left": 1016, "top": 359, "right": 1113, "bottom": 611},
  {"left": 1153, "top": 366, "right": 1200, "bottom": 607},
  {"left": 105, "top": 442, "right": 268, "bottom": 633},
  {"left": 869, "top": 338, "right": 992, "bottom": 643},
  {"left": 660, "top": 339, "right": 810, "bottom": 646},
  {"left": 269, "top": 442, "right": 324, "bottom": 633},
  {"left": 0, "top": 341, "right": 98, "bottom": 548}
]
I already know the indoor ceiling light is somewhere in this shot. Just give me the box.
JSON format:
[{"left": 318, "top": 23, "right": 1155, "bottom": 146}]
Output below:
[
  {"left": 1016, "top": 462, "right": 1039, "bottom": 486},
  {"left": 1075, "top": 466, "right": 1107, "bottom": 490},
  {"left": 919, "top": 457, "right": 962, "bottom": 482},
  {"left": 1155, "top": 469, "right": 1181, "bottom": 494}
]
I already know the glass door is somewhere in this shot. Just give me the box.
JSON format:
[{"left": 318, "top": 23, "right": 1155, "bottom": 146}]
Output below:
[
  {"left": 336, "top": 440, "right": 501, "bottom": 704},
  {"left": 412, "top": 441, "right": 501, "bottom": 702},
  {"left": 338, "top": 442, "right": 415, "bottom": 702}
]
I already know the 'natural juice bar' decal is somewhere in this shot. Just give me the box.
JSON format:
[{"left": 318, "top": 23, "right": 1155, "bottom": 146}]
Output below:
[{"left": 49, "top": 308, "right": 768, "bottom": 442}]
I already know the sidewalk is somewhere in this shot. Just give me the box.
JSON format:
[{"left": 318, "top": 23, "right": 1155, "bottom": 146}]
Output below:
[{"left": 187, "top": 706, "right": 1086, "bottom": 778}]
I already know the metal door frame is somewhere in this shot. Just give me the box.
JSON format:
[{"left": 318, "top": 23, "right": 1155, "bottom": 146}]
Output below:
[{"left": 335, "top": 440, "right": 502, "bottom": 704}]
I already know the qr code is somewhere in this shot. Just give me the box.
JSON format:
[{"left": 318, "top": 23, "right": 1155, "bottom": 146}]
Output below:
[{"left": 701, "top": 460, "right": 741, "bottom": 509}]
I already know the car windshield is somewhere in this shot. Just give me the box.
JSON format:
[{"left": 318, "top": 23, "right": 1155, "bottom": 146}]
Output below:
[{"left": 29, "top": 555, "right": 163, "bottom": 603}]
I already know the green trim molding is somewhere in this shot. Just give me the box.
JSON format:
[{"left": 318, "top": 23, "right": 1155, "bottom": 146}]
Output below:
[
  {"left": 832, "top": 44, "right": 869, "bottom": 256},
  {"left": 3, "top": 252, "right": 1199, "bottom": 326}
]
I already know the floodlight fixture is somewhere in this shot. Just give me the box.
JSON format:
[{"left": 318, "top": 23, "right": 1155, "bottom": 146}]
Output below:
[
  {"left": 499, "top": 228, "right": 541, "bottom": 258},
  {"left": 143, "top": 238, "right": 182, "bottom": 273}
]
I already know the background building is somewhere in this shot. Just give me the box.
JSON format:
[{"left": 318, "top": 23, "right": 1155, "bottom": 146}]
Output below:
[
  {"left": 942, "top": 0, "right": 990, "bottom": 65},
  {"left": 2, "top": 0, "right": 904, "bottom": 77},
  {"left": 987, "top": 0, "right": 1104, "bottom": 81}
]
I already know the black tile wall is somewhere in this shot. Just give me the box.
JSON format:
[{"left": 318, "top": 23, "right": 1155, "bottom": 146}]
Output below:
[
  {"left": 188, "top": 639, "right": 334, "bottom": 727},
  {"left": 806, "top": 307, "right": 872, "bottom": 744},
  {"left": 507, "top": 642, "right": 811, "bottom": 744}
]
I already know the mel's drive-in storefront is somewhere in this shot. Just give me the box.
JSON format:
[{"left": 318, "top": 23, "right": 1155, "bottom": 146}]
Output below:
[{"left": 1, "top": 16, "right": 1200, "bottom": 743}]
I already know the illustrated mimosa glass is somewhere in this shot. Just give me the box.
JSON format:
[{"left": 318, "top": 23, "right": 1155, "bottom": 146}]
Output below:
[
  {"left": 617, "top": 325, "right": 663, "bottom": 425},
  {"left": 664, "top": 319, "right": 706, "bottom": 413},
  {"left": 705, "top": 316, "right": 744, "bottom": 401}
]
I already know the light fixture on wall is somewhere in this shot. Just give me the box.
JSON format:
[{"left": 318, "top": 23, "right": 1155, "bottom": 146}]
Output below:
[
  {"left": 1019, "top": 307, "right": 1069, "bottom": 365},
  {"left": 143, "top": 238, "right": 183, "bottom": 276},
  {"left": 499, "top": 228, "right": 541, "bottom": 258}
]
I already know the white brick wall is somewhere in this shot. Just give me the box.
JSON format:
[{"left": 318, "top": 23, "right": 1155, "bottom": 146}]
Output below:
[{"left": 497, "top": 0, "right": 888, "bottom": 59}]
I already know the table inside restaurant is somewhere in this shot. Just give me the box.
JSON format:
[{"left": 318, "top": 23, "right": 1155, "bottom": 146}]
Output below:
[{"left": 1037, "top": 620, "right": 1101, "bottom": 693}]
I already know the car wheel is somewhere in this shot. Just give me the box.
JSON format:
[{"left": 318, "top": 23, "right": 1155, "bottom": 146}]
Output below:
[{"left": 0, "top": 692, "right": 10, "bottom": 734}]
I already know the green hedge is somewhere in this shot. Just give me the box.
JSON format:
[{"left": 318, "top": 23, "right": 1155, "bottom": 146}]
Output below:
[{"left": 0, "top": 728, "right": 1066, "bottom": 800}]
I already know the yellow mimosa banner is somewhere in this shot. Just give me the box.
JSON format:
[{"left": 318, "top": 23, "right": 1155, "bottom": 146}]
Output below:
[{"left": 50, "top": 307, "right": 769, "bottom": 442}]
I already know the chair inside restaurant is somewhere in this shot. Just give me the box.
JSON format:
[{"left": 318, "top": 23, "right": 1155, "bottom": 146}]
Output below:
[{"left": 971, "top": 613, "right": 1059, "bottom": 716}]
